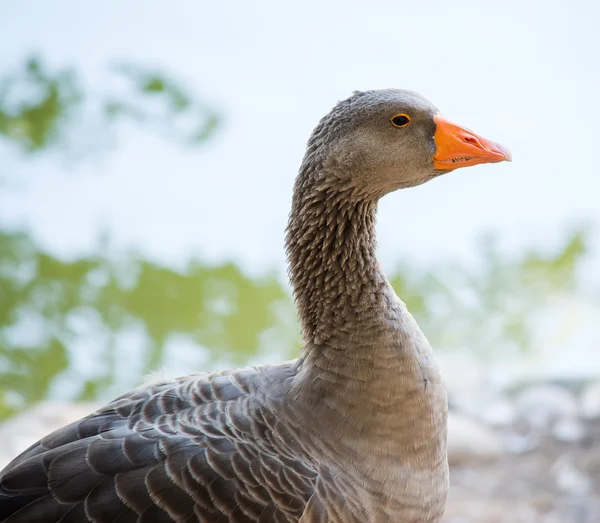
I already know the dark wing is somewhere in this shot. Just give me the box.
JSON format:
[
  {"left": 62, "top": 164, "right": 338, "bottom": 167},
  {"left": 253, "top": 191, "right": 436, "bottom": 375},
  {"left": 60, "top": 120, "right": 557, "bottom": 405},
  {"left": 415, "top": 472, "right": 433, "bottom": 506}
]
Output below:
[{"left": 0, "top": 366, "right": 317, "bottom": 523}]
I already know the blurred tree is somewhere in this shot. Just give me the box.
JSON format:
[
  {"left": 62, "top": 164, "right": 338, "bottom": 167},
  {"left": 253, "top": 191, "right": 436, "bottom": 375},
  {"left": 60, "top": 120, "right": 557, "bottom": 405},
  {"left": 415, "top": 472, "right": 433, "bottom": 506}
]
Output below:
[
  {"left": 0, "top": 54, "right": 596, "bottom": 422},
  {"left": 390, "top": 229, "right": 590, "bottom": 356},
  {"left": 0, "top": 57, "right": 80, "bottom": 153},
  {"left": 0, "top": 230, "right": 298, "bottom": 419},
  {"left": 0, "top": 56, "right": 220, "bottom": 158},
  {"left": 0, "top": 222, "right": 589, "bottom": 420},
  {"left": 0, "top": 54, "right": 254, "bottom": 419}
]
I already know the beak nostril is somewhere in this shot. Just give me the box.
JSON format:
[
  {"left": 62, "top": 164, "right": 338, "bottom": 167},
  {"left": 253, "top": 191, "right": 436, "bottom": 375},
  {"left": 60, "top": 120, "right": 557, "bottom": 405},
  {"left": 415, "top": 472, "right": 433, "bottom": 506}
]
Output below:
[{"left": 464, "top": 136, "right": 477, "bottom": 144}]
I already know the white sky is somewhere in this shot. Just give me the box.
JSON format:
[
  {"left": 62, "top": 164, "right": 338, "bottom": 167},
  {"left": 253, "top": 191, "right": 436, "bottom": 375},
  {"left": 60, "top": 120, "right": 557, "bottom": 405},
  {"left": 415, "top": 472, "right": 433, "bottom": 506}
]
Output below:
[{"left": 1, "top": 0, "right": 599, "bottom": 276}]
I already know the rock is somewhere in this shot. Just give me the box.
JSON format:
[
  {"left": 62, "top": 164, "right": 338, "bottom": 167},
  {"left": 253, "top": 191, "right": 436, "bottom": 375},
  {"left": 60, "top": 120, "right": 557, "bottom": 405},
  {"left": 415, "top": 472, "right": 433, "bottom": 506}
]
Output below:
[
  {"left": 553, "top": 417, "right": 587, "bottom": 443},
  {"left": 551, "top": 456, "right": 592, "bottom": 495},
  {"left": 581, "top": 380, "right": 600, "bottom": 420},
  {"left": 503, "top": 431, "right": 540, "bottom": 454},
  {"left": 447, "top": 412, "right": 504, "bottom": 466},
  {"left": 443, "top": 497, "right": 544, "bottom": 523},
  {"left": 513, "top": 384, "right": 579, "bottom": 429},
  {"left": 0, "top": 401, "right": 100, "bottom": 470},
  {"left": 480, "top": 397, "right": 517, "bottom": 427}
]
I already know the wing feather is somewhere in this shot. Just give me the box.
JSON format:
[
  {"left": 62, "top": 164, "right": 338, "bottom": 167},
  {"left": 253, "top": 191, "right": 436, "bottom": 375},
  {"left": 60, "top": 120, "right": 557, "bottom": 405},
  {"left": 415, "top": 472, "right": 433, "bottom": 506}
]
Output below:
[{"left": 0, "top": 365, "right": 317, "bottom": 522}]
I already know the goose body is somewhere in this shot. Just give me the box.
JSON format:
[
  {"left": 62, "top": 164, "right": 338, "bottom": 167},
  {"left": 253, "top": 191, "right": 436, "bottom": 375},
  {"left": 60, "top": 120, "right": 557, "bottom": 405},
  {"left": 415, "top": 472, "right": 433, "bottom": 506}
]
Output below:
[{"left": 0, "top": 89, "right": 510, "bottom": 523}]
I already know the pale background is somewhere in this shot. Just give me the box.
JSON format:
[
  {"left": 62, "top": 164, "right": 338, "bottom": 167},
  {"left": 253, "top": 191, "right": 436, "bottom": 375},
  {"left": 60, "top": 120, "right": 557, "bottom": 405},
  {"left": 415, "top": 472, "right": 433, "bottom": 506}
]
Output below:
[{"left": 2, "top": 0, "right": 598, "bottom": 272}]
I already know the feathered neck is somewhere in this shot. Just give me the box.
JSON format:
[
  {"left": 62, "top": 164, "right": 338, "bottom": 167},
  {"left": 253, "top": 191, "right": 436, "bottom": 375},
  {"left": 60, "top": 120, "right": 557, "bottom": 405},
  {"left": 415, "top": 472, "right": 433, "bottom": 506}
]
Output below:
[
  {"left": 285, "top": 159, "right": 390, "bottom": 348},
  {"left": 284, "top": 146, "right": 448, "bottom": 520}
]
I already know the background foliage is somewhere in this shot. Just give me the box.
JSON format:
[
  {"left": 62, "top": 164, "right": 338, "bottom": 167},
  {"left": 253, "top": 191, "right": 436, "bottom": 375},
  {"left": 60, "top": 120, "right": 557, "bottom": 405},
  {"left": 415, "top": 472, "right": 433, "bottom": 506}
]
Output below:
[{"left": 0, "top": 56, "right": 594, "bottom": 420}]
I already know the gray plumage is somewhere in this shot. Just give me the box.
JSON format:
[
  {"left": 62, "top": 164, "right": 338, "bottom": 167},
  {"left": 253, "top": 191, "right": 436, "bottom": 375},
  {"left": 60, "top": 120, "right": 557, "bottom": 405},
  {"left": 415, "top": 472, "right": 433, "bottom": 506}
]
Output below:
[{"left": 0, "top": 89, "right": 509, "bottom": 522}]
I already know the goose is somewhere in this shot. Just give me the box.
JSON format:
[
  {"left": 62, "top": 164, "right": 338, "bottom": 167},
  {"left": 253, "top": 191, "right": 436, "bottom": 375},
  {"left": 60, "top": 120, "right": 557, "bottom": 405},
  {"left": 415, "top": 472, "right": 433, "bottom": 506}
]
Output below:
[{"left": 0, "top": 89, "right": 510, "bottom": 523}]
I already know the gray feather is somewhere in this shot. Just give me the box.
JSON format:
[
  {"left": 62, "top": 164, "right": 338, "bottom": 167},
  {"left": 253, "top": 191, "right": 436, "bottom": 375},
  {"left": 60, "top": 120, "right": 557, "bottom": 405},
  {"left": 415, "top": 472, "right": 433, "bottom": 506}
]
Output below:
[{"left": 0, "top": 89, "right": 477, "bottom": 522}]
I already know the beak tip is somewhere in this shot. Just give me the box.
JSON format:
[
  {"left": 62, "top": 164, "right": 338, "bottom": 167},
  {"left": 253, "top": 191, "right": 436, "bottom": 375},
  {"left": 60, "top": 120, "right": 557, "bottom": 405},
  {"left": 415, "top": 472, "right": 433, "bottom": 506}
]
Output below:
[
  {"left": 433, "top": 115, "right": 512, "bottom": 169},
  {"left": 499, "top": 145, "right": 512, "bottom": 163}
]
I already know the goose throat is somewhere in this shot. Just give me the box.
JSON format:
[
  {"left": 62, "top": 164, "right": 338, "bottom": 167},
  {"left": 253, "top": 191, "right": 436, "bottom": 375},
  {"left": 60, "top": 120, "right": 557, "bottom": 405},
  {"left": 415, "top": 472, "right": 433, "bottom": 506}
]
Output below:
[{"left": 286, "top": 178, "right": 388, "bottom": 347}]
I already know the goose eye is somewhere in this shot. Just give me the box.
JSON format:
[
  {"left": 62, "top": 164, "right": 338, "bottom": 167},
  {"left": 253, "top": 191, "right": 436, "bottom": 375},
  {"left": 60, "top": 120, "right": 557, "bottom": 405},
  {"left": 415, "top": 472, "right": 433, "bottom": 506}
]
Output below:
[{"left": 391, "top": 114, "right": 411, "bottom": 128}]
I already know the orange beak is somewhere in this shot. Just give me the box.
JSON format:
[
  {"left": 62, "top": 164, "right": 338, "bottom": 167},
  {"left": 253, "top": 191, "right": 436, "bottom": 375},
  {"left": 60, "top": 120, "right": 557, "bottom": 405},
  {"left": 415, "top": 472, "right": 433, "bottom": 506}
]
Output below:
[{"left": 433, "top": 115, "right": 511, "bottom": 171}]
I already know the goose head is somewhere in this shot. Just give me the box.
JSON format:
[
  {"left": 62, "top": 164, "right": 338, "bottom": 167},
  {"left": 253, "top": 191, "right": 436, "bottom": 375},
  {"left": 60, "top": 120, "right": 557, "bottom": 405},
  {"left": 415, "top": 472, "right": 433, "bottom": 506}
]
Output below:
[{"left": 307, "top": 89, "right": 511, "bottom": 199}]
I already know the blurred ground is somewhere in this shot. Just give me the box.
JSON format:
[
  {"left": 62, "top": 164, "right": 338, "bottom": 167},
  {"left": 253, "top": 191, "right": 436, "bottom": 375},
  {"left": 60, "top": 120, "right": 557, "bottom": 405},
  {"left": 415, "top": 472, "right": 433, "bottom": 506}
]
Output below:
[
  {"left": 441, "top": 354, "right": 600, "bottom": 523},
  {"left": 445, "top": 419, "right": 600, "bottom": 522}
]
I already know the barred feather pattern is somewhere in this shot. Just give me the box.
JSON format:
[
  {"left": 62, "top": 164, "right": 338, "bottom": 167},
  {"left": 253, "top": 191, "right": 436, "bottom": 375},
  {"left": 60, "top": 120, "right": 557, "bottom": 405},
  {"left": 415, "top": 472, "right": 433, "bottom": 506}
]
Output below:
[
  {"left": 0, "top": 364, "right": 323, "bottom": 523},
  {"left": 0, "top": 350, "right": 447, "bottom": 523}
]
